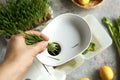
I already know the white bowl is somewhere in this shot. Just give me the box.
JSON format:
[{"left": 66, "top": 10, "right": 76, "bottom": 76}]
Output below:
[{"left": 37, "top": 13, "right": 92, "bottom": 66}]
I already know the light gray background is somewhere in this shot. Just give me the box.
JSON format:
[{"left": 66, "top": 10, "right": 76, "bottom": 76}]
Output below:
[{"left": 0, "top": 0, "right": 120, "bottom": 80}]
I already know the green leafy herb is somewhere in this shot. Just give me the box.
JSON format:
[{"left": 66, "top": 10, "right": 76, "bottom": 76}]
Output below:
[
  {"left": 0, "top": 0, "right": 50, "bottom": 38},
  {"left": 82, "top": 42, "right": 96, "bottom": 55}
]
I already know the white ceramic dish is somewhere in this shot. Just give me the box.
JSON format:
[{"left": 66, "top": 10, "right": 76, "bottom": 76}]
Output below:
[{"left": 37, "top": 13, "right": 92, "bottom": 66}]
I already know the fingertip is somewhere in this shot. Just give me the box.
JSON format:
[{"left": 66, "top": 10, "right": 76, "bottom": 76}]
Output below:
[
  {"left": 40, "top": 33, "right": 49, "bottom": 41},
  {"left": 32, "top": 41, "right": 48, "bottom": 54},
  {"left": 40, "top": 41, "right": 48, "bottom": 47}
]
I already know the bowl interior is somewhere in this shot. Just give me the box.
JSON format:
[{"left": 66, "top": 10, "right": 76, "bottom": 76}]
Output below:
[{"left": 37, "top": 13, "right": 91, "bottom": 66}]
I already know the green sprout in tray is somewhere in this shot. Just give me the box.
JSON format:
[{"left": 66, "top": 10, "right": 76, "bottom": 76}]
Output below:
[{"left": 0, "top": 0, "right": 51, "bottom": 38}]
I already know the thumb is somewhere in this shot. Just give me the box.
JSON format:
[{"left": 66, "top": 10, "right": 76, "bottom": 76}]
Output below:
[{"left": 31, "top": 41, "right": 48, "bottom": 55}]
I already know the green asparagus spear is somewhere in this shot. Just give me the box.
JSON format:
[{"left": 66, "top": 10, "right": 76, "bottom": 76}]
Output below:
[{"left": 102, "top": 17, "right": 120, "bottom": 56}]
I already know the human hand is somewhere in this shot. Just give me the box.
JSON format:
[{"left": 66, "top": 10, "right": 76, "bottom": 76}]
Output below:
[
  {"left": 0, "top": 30, "right": 49, "bottom": 80},
  {"left": 5, "top": 30, "right": 48, "bottom": 64}
]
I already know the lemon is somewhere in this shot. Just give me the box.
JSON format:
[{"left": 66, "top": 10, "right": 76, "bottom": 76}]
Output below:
[
  {"left": 78, "top": 0, "right": 90, "bottom": 5},
  {"left": 79, "top": 78, "right": 90, "bottom": 80},
  {"left": 100, "top": 65, "right": 114, "bottom": 80}
]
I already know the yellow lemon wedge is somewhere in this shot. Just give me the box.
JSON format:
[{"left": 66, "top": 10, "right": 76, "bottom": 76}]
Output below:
[
  {"left": 78, "top": 0, "right": 90, "bottom": 5},
  {"left": 100, "top": 65, "right": 114, "bottom": 80},
  {"left": 79, "top": 77, "right": 90, "bottom": 80}
]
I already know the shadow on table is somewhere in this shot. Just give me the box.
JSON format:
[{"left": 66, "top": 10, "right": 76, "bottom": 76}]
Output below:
[{"left": 91, "top": 69, "right": 101, "bottom": 80}]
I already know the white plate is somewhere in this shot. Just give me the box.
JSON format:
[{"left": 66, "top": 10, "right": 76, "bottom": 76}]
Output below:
[{"left": 37, "top": 13, "right": 92, "bottom": 66}]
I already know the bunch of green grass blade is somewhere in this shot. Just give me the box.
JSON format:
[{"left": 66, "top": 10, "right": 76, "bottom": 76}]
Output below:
[
  {"left": 19, "top": 31, "right": 58, "bottom": 53},
  {"left": 102, "top": 17, "right": 120, "bottom": 56},
  {"left": 26, "top": 34, "right": 58, "bottom": 54},
  {"left": 25, "top": 34, "right": 44, "bottom": 45},
  {"left": 26, "top": 35, "right": 58, "bottom": 54},
  {"left": 0, "top": 0, "right": 49, "bottom": 38}
]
